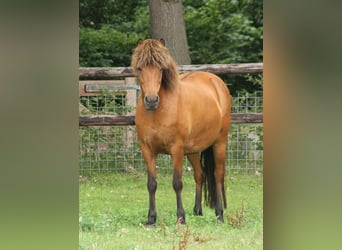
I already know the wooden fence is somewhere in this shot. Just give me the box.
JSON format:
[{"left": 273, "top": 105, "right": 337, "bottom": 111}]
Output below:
[
  {"left": 79, "top": 63, "right": 262, "bottom": 78},
  {"left": 79, "top": 63, "right": 263, "bottom": 126}
]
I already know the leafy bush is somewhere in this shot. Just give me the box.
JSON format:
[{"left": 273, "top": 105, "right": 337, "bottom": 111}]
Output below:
[
  {"left": 80, "top": 25, "right": 142, "bottom": 67},
  {"left": 184, "top": 0, "right": 262, "bottom": 64},
  {"left": 79, "top": 2, "right": 149, "bottom": 67}
]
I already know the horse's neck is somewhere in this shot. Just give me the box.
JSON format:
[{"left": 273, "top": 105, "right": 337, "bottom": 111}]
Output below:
[{"left": 160, "top": 82, "right": 179, "bottom": 98}]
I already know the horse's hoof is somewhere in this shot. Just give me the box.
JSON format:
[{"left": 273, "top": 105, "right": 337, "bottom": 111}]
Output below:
[
  {"left": 217, "top": 216, "right": 224, "bottom": 223},
  {"left": 176, "top": 217, "right": 186, "bottom": 225},
  {"left": 193, "top": 208, "right": 203, "bottom": 216},
  {"left": 144, "top": 222, "right": 156, "bottom": 228}
]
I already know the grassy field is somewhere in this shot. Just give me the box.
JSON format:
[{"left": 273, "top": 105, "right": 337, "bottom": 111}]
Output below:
[{"left": 79, "top": 172, "right": 263, "bottom": 249}]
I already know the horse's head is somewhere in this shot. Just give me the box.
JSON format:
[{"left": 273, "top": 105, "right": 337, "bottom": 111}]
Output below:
[
  {"left": 131, "top": 38, "right": 179, "bottom": 110},
  {"left": 137, "top": 65, "right": 162, "bottom": 110}
]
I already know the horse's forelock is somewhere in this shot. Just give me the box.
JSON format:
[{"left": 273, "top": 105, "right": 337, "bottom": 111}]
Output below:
[{"left": 131, "top": 39, "right": 178, "bottom": 89}]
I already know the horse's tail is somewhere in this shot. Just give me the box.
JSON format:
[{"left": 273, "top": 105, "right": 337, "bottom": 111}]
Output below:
[{"left": 201, "top": 146, "right": 227, "bottom": 209}]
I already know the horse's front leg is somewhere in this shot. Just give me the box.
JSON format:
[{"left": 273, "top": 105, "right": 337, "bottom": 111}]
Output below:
[
  {"left": 140, "top": 144, "right": 157, "bottom": 226},
  {"left": 171, "top": 146, "right": 186, "bottom": 224}
]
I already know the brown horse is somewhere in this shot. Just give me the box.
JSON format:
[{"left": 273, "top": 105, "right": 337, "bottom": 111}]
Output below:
[{"left": 131, "top": 39, "right": 231, "bottom": 225}]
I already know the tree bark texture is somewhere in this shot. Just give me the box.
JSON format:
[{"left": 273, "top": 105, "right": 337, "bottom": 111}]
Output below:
[{"left": 148, "top": 0, "right": 191, "bottom": 65}]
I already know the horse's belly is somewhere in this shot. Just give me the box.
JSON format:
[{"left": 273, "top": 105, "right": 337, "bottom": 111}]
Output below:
[
  {"left": 136, "top": 123, "right": 213, "bottom": 155},
  {"left": 184, "top": 122, "right": 222, "bottom": 154}
]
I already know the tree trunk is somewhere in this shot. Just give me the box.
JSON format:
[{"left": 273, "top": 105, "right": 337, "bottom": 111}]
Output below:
[{"left": 148, "top": 0, "right": 191, "bottom": 65}]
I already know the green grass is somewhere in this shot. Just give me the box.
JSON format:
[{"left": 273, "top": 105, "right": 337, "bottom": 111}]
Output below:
[{"left": 79, "top": 172, "right": 263, "bottom": 249}]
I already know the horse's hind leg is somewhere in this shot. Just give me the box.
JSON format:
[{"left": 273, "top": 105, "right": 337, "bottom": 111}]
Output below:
[
  {"left": 187, "top": 153, "right": 203, "bottom": 216},
  {"left": 213, "top": 141, "right": 228, "bottom": 222}
]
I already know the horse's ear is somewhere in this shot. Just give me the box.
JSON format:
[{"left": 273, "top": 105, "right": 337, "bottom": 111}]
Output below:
[
  {"left": 159, "top": 38, "right": 166, "bottom": 46},
  {"left": 137, "top": 39, "right": 143, "bottom": 45}
]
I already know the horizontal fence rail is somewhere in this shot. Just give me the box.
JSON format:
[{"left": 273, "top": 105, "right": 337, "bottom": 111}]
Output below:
[
  {"left": 79, "top": 113, "right": 263, "bottom": 126},
  {"left": 79, "top": 63, "right": 263, "bottom": 79}
]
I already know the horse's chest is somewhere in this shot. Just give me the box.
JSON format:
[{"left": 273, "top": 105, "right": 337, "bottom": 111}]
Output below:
[
  {"left": 137, "top": 122, "right": 178, "bottom": 152},
  {"left": 141, "top": 125, "right": 173, "bottom": 141}
]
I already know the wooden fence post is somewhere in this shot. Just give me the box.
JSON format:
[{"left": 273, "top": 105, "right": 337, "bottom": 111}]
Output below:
[{"left": 124, "top": 77, "right": 138, "bottom": 148}]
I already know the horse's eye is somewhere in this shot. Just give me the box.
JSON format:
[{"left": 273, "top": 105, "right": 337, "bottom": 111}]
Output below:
[{"left": 137, "top": 67, "right": 141, "bottom": 71}]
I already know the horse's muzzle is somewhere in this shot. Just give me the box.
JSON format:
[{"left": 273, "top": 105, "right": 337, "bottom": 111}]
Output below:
[{"left": 144, "top": 95, "right": 160, "bottom": 110}]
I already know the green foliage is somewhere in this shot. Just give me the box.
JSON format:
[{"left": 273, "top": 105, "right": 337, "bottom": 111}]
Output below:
[
  {"left": 79, "top": 2, "right": 149, "bottom": 67},
  {"left": 80, "top": 0, "right": 147, "bottom": 29},
  {"left": 79, "top": 25, "right": 144, "bottom": 67},
  {"left": 184, "top": 0, "right": 262, "bottom": 64}
]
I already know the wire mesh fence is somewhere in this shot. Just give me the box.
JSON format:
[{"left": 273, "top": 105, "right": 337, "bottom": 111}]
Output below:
[{"left": 79, "top": 89, "right": 263, "bottom": 175}]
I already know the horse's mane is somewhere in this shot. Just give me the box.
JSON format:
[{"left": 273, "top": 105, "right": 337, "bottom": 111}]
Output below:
[{"left": 131, "top": 39, "right": 179, "bottom": 89}]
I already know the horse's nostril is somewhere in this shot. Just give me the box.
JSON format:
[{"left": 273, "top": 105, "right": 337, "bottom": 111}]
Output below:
[
  {"left": 144, "top": 95, "right": 160, "bottom": 110},
  {"left": 144, "top": 96, "right": 149, "bottom": 103},
  {"left": 144, "top": 95, "right": 159, "bottom": 104}
]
